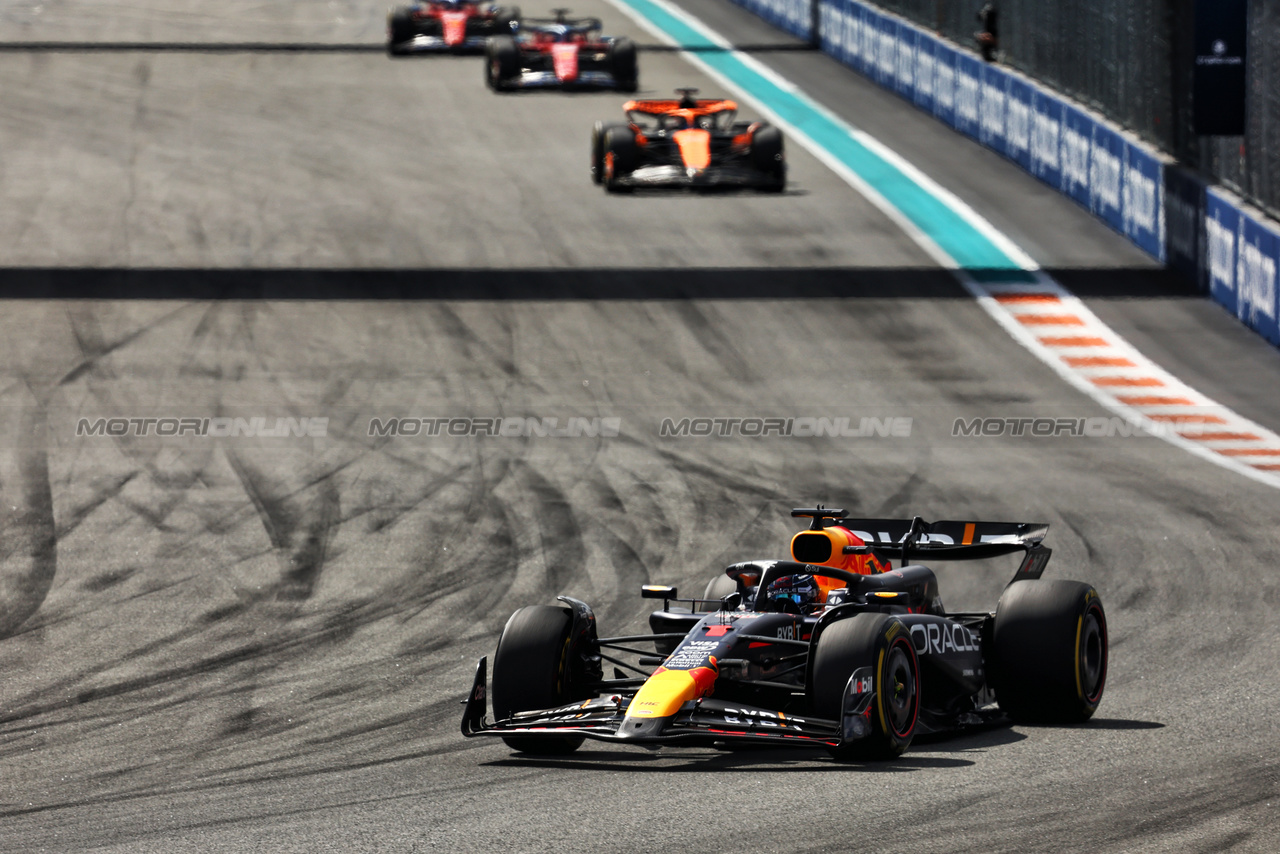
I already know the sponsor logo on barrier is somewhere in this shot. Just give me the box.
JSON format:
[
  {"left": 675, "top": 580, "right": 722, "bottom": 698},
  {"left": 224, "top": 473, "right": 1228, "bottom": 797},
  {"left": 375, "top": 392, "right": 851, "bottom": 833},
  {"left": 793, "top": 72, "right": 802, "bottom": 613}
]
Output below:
[
  {"left": 1238, "top": 240, "right": 1278, "bottom": 321},
  {"left": 981, "top": 80, "right": 1005, "bottom": 142},
  {"left": 842, "top": 10, "right": 861, "bottom": 66},
  {"left": 935, "top": 61, "right": 955, "bottom": 114},
  {"left": 1123, "top": 161, "right": 1158, "bottom": 236},
  {"left": 1032, "top": 110, "right": 1060, "bottom": 173},
  {"left": 1061, "top": 124, "right": 1090, "bottom": 195},
  {"left": 1090, "top": 144, "right": 1122, "bottom": 213},
  {"left": 916, "top": 48, "right": 934, "bottom": 102},
  {"left": 1207, "top": 214, "right": 1237, "bottom": 293},
  {"left": 1006, "top": 95, "right": 1030, "bottom": 160},
  {"left": 956, "top": 68, "right": 980, "bottom": 126},
  {"left": 896, "top": 38, "right": 914, "bottom": 90},
  {"left": 876, "top": 28, "right": 894, "bottom": 79}
]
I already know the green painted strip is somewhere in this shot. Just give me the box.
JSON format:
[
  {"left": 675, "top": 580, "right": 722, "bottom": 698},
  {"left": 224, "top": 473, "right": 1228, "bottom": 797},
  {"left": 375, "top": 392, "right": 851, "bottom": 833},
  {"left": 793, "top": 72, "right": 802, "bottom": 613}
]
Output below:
[{"left": 614, "top": 0, "right": 1022, "bottom": 271}]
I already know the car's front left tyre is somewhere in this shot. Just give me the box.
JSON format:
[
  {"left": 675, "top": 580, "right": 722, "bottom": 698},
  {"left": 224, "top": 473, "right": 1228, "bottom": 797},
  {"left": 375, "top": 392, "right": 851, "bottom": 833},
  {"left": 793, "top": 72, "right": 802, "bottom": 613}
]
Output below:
[
  {"left": 491, "top": 604, "right": 584, "bottom": 754},
  {"left": 485, "top": 35, "right": 520, "bottom": 91},
  {"left": 749, "top": 123, "right": 785, "bottom": 192},
  {"left": 811, "top": 613, "right": 919, "bottom": 761}
]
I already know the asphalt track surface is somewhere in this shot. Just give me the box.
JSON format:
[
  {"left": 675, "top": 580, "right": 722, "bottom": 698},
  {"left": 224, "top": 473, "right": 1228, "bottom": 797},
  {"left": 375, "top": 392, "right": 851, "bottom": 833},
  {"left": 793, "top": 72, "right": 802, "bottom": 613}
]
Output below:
[{"left": 0, "top": 2, "right": 1278, "bottom": 852}]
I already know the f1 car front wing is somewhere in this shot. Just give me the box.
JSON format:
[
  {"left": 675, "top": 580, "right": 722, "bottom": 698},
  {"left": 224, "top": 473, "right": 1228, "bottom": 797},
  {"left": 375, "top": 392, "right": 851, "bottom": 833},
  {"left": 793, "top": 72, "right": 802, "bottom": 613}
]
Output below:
[
  {"left": 460, "top": 657, "right": 846, "bottom": 749},
  {"left": 396, "top": 34, "right": 489, "bottom": 51}
]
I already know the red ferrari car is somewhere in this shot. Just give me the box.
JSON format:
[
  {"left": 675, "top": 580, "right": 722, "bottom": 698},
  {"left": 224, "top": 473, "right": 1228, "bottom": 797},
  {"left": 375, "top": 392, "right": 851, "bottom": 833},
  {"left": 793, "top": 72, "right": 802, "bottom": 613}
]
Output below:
[
  {"left": 485, "top": 12, "right": 637, "bottom": 92},
  {"left": 387, "top": 0, "right": 519, "bottom": 55}
]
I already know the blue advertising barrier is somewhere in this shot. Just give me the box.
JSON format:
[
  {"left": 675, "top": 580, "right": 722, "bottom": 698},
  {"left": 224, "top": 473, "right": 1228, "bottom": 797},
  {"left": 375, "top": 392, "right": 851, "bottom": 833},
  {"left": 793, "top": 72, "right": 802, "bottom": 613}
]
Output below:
[
  {"left": 1237, "top": 213, "right": 1280, "bottom": 345},
  {"left": 734, "top": 0, "right": 1280, "bottom": 348},
  {"left": 1205, "top": 189, "right": 1241, "bottom": 314},
  {"left": 1123, "top": 142, "right": 1164, "bottom": 261}
]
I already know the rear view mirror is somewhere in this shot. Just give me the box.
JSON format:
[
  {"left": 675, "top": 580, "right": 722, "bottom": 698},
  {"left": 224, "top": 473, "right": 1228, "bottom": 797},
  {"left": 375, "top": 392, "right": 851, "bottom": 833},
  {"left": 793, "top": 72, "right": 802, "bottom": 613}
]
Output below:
[{"left": 641, "top": 585, "right": 677, "bottom": 600}]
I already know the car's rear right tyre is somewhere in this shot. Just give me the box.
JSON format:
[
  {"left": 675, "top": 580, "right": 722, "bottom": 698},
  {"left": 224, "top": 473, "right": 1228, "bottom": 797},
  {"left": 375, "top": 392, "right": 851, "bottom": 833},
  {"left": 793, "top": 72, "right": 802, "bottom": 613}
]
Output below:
[
  {"left": 491, "top": 604, "right": 584, "bottom": 754},
  {"left": 989, "top": 579, "right": 1108, "bottom": 723},
  {"left": 811, "top": 613, "right": 919, "bottom": 761},
  {"left": 749, "top": 123, "right": 785, "bottom": 192},
  {"left": 702, "top": 572, "right": 738, "bottom": 604},
  {"left": 608, "top": 37, "right": 638, "bottom": 92},
  {"left": 485, "top": 35, "right": 520, "bottom": 91}
]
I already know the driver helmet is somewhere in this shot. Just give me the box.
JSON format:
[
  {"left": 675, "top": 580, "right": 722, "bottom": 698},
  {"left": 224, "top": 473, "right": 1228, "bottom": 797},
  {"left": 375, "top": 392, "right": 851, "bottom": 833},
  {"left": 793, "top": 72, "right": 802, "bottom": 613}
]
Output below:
[{"left": 767, "top": 574, "right": 821, "bottom": 614}]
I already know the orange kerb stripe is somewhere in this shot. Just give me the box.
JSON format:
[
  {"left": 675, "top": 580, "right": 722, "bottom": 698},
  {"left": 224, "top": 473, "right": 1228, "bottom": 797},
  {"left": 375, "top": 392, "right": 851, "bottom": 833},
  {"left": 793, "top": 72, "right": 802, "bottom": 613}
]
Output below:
[
  {"left": 1254, "top": 464, "right": 1280, "bottom": 471},
  {"left": 994, "top": 293, "right": 1062, "bottom": 304},
  {"left": 1117, "top": 395, "right": 1194, "bottom": 405},
  {"left": 1017, "top": 315, "right": 1086, "bottom": 326},
  {"left": 1182, "top": 432, "right": 1262, "bottom": 442},
  {"left": 1040, "top": 336, "right": 1108, "bottom": 347},
  {"left": 1092, "top": 377, "right": 1164, "bottom": 387},
  {"left": 1063, "top": 356, "right": 1136, "bottom": 367},
  {"left": 1216, "top": 448, "right": 1280, "bottom": 457},
  {"left": 1148, "top": 414, "right": 1228, "bottom": 424}
]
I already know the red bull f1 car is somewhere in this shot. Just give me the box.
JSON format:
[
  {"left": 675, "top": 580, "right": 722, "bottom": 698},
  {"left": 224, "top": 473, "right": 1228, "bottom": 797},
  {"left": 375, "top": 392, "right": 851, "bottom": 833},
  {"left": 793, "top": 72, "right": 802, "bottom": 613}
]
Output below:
[
  {"left": 590, "top": 88, "right": 786, "bottom": 193},
  {"left": 485, "top": 11, "right": 637, "bottom": 91},
  {"left": 387, "top": 0, "right": 519, "bottom": 55},
  {"left": 462, "top": 507, "right": 1108, "bottom": 760}
]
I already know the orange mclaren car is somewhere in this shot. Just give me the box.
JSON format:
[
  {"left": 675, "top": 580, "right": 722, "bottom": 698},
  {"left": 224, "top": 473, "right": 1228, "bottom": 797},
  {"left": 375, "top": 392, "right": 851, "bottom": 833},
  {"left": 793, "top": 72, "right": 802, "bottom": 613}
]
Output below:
[{"left": 590, "top": 88, "right": 786, "bottom": 192}]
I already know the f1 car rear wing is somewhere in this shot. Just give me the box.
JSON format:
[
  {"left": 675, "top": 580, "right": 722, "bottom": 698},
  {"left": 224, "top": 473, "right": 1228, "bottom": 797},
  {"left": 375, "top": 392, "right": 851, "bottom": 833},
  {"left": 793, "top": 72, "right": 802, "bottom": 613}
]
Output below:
[{"left": 791, "top": 509, "right": 1052, "bottom": 583}]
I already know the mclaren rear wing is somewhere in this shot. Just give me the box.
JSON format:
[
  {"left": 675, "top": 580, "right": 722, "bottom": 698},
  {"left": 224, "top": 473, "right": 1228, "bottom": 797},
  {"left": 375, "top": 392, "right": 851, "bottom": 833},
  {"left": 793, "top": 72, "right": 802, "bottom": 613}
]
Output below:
[{"left": 792, "top": 510, "right": 1052, "bottom": 583}]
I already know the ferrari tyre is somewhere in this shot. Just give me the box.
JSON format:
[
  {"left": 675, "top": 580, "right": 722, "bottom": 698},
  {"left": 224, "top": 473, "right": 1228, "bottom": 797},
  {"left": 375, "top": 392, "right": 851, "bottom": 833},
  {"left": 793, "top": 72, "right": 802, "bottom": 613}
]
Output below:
[
  {"left": 591, "top": 121, "right": 627, "bottom": 185},
  {"left": 608, "top": 37, "right": 638, "bottom": 93},
  {"left": 602, "top": 126, "right": 637, "bottom": 193},
  {"left": 486, "top": 35, "right": 520, "bottom": 91},
  {"left": 811, "top": 613, "right": 919, "bottom": 760},
  {"left": 989, "top": 580, "right": 1107, "bottom": 723},
  {"left": 491, "top": 605, "right": 584, "bottom": 754},
  {"left": 749, "top": 124, "right": 785, "bottom": 192},
  {"left": 387, "top": 7, "right": 416, "bottom": 55}
]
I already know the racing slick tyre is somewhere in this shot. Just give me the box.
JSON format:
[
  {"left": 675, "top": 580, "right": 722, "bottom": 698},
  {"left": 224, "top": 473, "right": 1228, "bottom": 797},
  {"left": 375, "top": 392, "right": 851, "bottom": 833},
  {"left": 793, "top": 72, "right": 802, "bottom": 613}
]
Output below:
[
  {"left": 591, "top": 121, "right": 628, "bottom": 185},
  {"left": 485, "top": 35, "right": 520, "bottom": 91},
  {"left": 811, "top": 613, "right": 919, "bottom": 761},
  {"left": 608, "top": 37, "right": 638, "bottom": 93},
  {"left": 989, "top": 580, "right": 1107, "bottom": 724},
  {"left": 702, "top": 573, "right": 738, "bottom": 604},
  {"left": 491, "top": 605, "right": 585, "bottom": 754},
  {"left": 386, "top": 7, "right": 417, "bottom": 56},
  {"left": 749, "top": 124, "right": 786, "bottom": 193},
  {"left": 602, "top": 126, "right": 637, "bottom": 193}
]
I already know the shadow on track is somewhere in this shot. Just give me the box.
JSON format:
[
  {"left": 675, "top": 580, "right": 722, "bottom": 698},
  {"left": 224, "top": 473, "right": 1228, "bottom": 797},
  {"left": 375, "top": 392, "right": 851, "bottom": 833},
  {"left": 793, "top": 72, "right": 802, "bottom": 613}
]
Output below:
[{"left": 0, "top": 267, "right": 1196, "bottom": 300}]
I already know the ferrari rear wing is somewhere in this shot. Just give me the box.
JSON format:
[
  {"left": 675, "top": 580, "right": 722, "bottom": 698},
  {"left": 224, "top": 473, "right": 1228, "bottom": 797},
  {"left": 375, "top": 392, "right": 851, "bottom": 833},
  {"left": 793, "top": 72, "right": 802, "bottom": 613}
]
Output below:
[{"left": 792, "top": 510, "right": 1052, "bottom": 582}]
